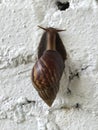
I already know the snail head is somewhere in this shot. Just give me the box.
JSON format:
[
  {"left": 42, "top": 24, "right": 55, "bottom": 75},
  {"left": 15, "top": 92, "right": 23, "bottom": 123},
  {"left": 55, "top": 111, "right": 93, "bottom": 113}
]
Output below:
[{"left": 38, "top": 25, "right": 66, "bottom": 33}]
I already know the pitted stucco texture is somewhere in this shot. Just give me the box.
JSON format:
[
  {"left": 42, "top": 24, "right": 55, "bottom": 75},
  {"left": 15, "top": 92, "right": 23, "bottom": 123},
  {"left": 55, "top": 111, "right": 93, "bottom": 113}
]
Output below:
[{"left": 0, "top": 0, "right": 98, "bottom": 130}]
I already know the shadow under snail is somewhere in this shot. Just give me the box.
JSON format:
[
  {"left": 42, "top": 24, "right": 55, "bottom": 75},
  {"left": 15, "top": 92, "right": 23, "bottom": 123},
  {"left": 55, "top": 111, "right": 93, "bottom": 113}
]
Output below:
[{"left": 31, "top": 26, "right": 67, "bottom": 107}]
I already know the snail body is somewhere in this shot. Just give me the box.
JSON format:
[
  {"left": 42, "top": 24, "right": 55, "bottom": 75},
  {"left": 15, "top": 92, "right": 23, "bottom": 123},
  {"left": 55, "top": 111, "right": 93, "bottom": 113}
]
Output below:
[{"left": 31, "top": 26, "right": 67, "bottom": 106}]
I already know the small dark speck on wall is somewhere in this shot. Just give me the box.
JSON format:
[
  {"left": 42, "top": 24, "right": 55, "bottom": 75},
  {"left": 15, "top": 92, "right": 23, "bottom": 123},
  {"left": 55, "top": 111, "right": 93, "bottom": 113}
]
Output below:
[{"left": 56, "top": 1, "right": 70, "bottom": 11}]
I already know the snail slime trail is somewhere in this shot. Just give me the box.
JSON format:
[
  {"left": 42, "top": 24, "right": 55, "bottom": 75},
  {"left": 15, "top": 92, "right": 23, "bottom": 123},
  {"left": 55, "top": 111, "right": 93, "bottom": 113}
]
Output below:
[{"left": 31, "top": 26, "right": 67, "bottom": 107}]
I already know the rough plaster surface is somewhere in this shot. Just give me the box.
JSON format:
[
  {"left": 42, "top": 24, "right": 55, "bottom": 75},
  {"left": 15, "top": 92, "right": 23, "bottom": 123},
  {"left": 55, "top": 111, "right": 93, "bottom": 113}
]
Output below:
[{"left": 0, "top": 0, "right": 98, "bottom": 130}]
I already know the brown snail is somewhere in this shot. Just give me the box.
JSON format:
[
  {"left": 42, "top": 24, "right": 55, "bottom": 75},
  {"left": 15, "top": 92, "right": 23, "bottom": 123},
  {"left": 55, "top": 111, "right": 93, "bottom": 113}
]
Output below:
[{"left": 31, "top": 26, "right": 67, "bottom": 107}]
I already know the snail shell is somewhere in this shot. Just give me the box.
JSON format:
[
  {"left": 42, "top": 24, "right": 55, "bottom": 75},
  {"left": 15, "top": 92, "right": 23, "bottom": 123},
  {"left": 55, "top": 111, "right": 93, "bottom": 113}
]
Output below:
[{"left": 31, "top": 26, "right": 67, "bottom": 106}]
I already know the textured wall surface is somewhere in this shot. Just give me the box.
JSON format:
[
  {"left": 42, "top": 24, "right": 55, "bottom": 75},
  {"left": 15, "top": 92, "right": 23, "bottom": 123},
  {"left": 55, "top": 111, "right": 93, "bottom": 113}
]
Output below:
[{"left": 0, "top": 0, "right": 98, "bottom": 130}]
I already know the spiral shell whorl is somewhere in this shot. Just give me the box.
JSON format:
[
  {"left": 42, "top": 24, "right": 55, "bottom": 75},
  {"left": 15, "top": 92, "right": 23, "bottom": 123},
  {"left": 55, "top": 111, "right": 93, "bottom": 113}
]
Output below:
[{"left": 32, "top": 50, "right": 65, "bottom": 106}]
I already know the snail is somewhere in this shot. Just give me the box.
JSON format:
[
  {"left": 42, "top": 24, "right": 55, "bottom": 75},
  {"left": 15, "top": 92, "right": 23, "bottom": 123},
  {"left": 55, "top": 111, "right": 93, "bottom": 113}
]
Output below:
[{"left": 31, "top": 26, "right": 67, "bottom": 107}]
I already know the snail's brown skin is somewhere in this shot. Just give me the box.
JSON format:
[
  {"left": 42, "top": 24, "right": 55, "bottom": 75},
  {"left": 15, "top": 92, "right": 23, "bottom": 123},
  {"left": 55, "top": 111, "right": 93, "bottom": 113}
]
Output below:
[{"left": 31, "top": 26, "right": 67, "bottom": 107}]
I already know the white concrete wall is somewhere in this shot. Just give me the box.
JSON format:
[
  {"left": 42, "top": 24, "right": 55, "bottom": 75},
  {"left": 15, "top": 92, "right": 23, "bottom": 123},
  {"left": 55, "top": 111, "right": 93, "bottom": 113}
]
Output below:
[{"left": 0, "top": 0, "right": 98, "bottom": 130}]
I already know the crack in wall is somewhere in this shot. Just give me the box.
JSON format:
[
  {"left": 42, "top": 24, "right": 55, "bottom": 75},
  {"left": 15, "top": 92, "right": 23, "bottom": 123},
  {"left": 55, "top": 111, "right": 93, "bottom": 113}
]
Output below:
[
  {"left": 69, "top": 65, "right": 90, "bottom": 81},
  {"left": 0, "top": 53, "right": 37, "bottom": 70},
  {"left": 0, "top": 97, "right": 36, "bottom": 123}
]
